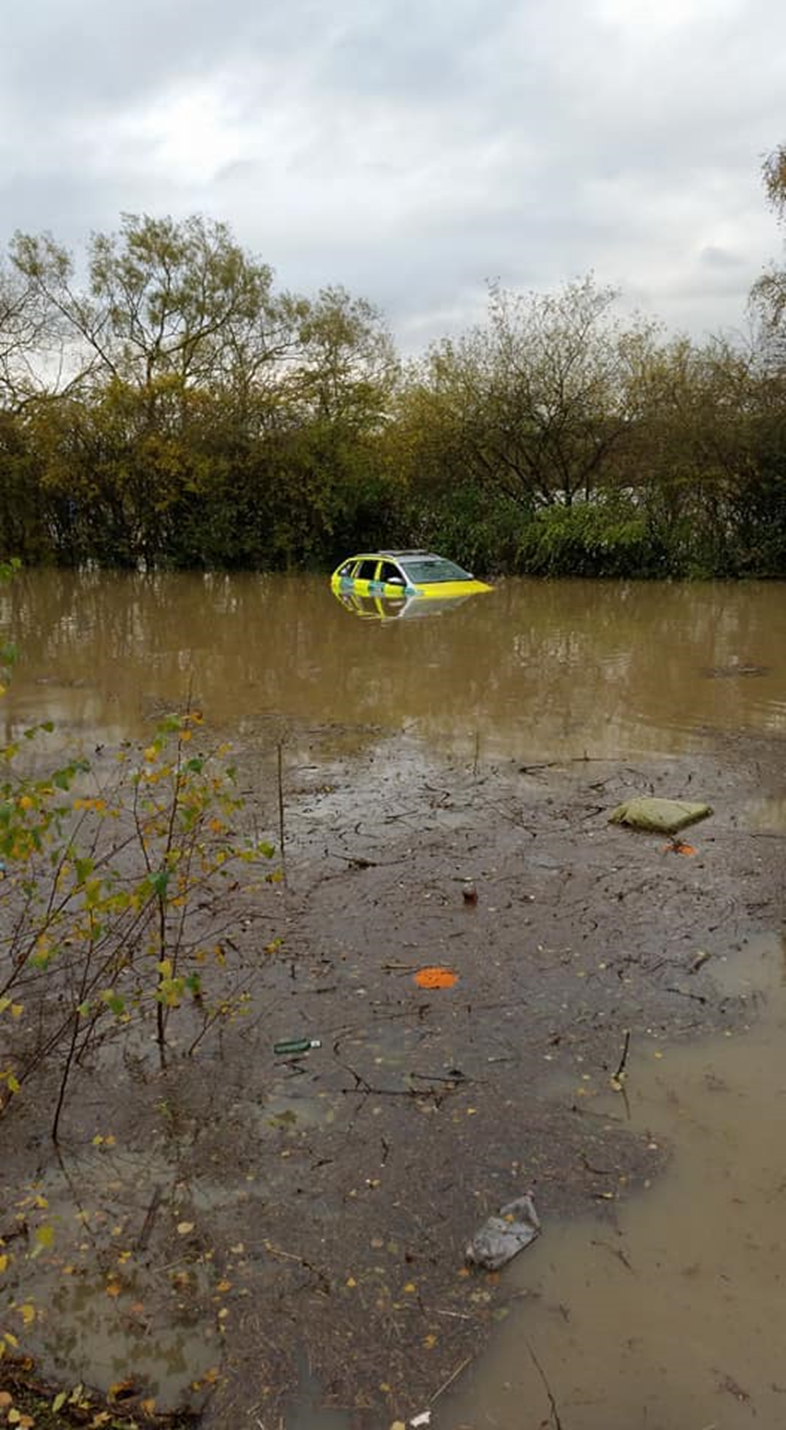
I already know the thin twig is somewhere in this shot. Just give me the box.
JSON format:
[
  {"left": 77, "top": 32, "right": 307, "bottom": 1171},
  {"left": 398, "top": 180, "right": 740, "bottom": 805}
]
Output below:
[
  {"left": 524, "top": 1338, "right": 563, "bottom": 1430},
  {"left": 430, "top": 1354, "right": 474, "bottom": 1404},
  {"left": 614, "top": 1029, "right": 631, "bottom": 1082},
  {"left": 276, "top": 741, "right": 287, "bottom": 887}
]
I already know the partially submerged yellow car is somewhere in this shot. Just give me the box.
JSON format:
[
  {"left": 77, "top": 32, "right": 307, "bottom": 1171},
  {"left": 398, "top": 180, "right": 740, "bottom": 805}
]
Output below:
[{"left": 330, "top": 550, "right": 492, "bottom": 601}]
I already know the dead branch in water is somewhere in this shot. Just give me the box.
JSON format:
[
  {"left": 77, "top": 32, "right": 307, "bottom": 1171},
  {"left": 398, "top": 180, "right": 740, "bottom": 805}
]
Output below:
[{"left": 524, "top": 1338, "right": 564, "bottom": 1430}]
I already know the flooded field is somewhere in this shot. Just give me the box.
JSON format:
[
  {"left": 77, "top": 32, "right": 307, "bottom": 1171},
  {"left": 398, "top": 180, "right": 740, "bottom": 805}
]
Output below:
[
  {"left": 1, "top": 570, "right": 785, "bottom": 758},
  {"left": 0, "top": 571, "right": 785, "bottom": 1430},
  {"left": 440, "top": 933, "right": 786, "bottom": 1430}
]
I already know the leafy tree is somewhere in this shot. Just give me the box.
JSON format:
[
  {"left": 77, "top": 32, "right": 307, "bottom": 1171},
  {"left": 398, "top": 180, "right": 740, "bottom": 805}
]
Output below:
[
  {"left": 11, "top": 214, "right": 277, "bottom": 403},
  {"left": 409, "top": 275, "right": 658, "bottom": 511}
]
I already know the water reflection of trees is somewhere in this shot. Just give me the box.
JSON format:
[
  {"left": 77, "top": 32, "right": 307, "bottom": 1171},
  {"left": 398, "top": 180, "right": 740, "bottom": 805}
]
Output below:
[{"left": 0, "top": 572, "right": 784, "bottom": 756}]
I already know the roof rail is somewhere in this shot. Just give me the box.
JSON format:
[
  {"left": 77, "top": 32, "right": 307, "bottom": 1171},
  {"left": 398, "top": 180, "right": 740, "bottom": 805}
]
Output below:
[{"left": 378, "top": 548, "right": 432, "bottom": 556}]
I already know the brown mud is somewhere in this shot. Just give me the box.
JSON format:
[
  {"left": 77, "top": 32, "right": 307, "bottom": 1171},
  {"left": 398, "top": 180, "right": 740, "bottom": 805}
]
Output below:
[{"left": 2, "top": 720, "right": 784, "bottom": 1428}]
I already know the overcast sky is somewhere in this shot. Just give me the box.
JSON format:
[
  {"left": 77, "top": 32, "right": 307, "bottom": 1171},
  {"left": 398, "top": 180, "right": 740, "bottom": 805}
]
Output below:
[{"left": 2, "top": 0, "right": 784, "bottom": 352}]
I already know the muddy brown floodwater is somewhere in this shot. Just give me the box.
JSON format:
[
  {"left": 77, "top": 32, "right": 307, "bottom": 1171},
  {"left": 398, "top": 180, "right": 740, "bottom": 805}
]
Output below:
[{"left": 0, "top": 571, "right": 785, "bottom": 1430}]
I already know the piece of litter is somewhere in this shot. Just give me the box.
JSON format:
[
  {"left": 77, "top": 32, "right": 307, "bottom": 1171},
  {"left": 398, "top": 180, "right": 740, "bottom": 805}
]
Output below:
[
  {"left": 273, "top": 1038, "right": 321, "bottom": 1056},
  {"left": 466, "top": 1192, "right": 541, "bottom": 1271},
  {"left": 609, "top": 797, "right": 712, "bottom": 835},
  {"left": 413, "top": 967, "right": 458, "bottom": 989},
  {"left": 411, "top": 1413, "right": 432, "bottom": 1427}
]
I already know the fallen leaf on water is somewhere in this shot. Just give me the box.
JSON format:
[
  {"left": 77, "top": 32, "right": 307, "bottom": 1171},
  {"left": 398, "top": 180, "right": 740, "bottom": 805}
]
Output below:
[
  {"left": 663, "top": 840, "right": 696, "bottom": 856},
  {"left": 108, "top": 1379, "right": 137, "bottom": 1402}
]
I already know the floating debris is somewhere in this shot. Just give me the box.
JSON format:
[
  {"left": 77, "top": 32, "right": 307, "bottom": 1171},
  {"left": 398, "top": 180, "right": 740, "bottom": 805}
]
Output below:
[
  {"left": 609, "top": 797, "right": 713, "bottom": 835},
  {"left": 413, "top": 967, "right": 459, "bottom": 989},
  {"left": 466, "top": 1192, "right": 541, "bottom": 1271},
  {"left": 273, "top": 1037, "right": 322, "bottom": 1056}
]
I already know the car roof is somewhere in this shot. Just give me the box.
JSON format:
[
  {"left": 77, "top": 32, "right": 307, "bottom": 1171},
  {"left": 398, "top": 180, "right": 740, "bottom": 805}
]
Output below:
[{"left": 339, "top": 550, "right": 453, "bottom": 563}]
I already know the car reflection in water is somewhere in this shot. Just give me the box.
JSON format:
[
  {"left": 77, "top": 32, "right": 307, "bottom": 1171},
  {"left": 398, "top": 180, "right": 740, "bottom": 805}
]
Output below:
[{"left": 333, "top": 589, "right": 476, "bottom": 621}]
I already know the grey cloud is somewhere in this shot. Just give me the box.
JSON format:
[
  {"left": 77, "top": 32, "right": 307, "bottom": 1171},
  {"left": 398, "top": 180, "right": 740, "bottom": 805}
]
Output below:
[{"left": 1, "top": 0, "right": 785, "bottom": 352}]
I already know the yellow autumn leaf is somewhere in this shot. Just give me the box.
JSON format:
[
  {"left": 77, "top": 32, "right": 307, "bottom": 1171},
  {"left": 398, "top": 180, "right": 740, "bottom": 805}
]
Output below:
[
  {"left": 346, "top": 1276, "right": 357, "bottom": 1288},
  {"left": 106, "top": 1281, "right": 121, "bottom": 1298},
  {"left": 108, "top": 1378, "right": 135, "bottom": 1401},
  {"left": 52, "top": 1391, "right": 67, "bottom": 1412},
  {"left": 402, "top": 1282, "right": 416, "bottom": 1293},
  {"left": 0, "top": 1254, "right": 7, "bottom": 1274},
  {"left": 176, "top": 1221, "right": 194, "bottom": 1235},
  {"left": 19, "top": 1303, "right": 36, "bottom": 1326}
]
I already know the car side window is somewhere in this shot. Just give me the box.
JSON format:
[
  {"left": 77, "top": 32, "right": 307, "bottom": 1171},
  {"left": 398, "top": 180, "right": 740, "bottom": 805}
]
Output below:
[
  {"left": 337, "top": 561, "right": 354, "bottom": 577},
  {"left": 379, "top": 561, "right": 404, "bottom": 584},
  {"left": 357, "top": 559, "right": 378, "bottom": 580}
]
